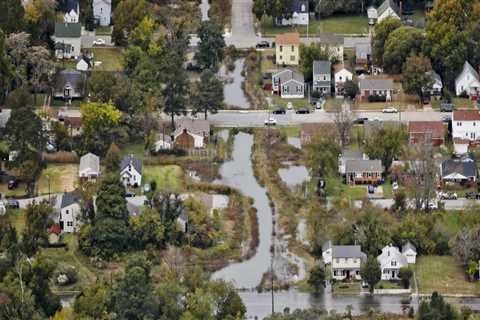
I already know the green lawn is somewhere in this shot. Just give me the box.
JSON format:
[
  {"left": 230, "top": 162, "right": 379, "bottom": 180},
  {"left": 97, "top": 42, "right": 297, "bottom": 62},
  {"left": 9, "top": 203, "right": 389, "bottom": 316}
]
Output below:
[
  {"left": 280, "top": 126, "right": 300, "bottom": 137},
  {"left": 261, "top": 15, "right": 369, "bottom": 36},
  {"left": 143, "top": 165, "right": 183, "bottom": 192},
  {"left": 95, "top": 26, "right": 112, "bottom": 35},
  {"left": 431, "top": 97, "right": 474, "bottom": 110},
  {"left": 415, "top": 256, "right": 480, "bottom": 295},
  {"left": 325, "top": 176, "right": 367, "bottom": 200},
  {"left": 7, "top": 209, "right": 26, "bottom": 237},
  {"left": 37, "top": 164, "right": 79, "bottom": 195},
  {"left": 269, "top": 93, "right": 311, "bottom": 110},
  {"left": 332, "top": 282, "right": 360, "bottom": 295},
  {"left": 377, "top": 280, "right": 403, "bottom": 290},
  {"left": 0, "top": 183, "right": 28, "bottom": 197},
  {"left": 91, "top": 48, "right": 124, "bottom": 72},
  {"left": 121, "top": 143, "right": 146, "bottom": 160}
]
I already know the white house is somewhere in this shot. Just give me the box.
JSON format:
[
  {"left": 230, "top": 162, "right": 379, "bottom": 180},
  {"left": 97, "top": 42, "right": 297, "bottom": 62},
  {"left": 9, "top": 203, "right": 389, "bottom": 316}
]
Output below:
[
  {"left": 120, "top": 154, "right": 143, "bottom": 188},
  {"left": 76, "top": 56, "right": 91, "bottom": 71},
  {"left": 93, "top": 0, "right": 112, "bottom": 26},
  {"left": 58, "top": 192, "right": 82, "bottom": 233},
  {"left": 322, "top": 240, "right": 333, "bottom": 264},
  {"left": 455, "top": 61, "right": 480, "bottom": 97},
  {"left": 79, "top": 153, "right": 101, "bottom": 181},
  {"left": 333, "top": 64, "right": 353, "bottom": 97},
  {"left": 377, "top": 0, "right": 401, "bottom": 23},
  {"left": 425, "top": 70, "right": 443, "bottom": 98},
  {"left": 277, "top": 0, "right": 309, "bottom": 26},
  {"left": 154, "top": 135, "right": 173, "bottom": 151},
  {"left": 53, "top": 22, "right": 82, "bottom": 59},
  {"left": 402, "top": 242, "right": 417, "bottom": 264},
  {"left": 338, "top": 149, "right": 369, "bottom": 175},
  {"left": 452, "top": 110, "right": 480, "bottom": 154},
  {"left": 63, "top": 0, "right": 79, "bottom": 23},
  {"left": 367, "top": 6, "right": 378, "bottom": 25},
  {"left": 330, "top": 245, "right": 366, "bottom": 281},
  {"left": 377, "top": 244, "right": 409, "bottom": 281}
]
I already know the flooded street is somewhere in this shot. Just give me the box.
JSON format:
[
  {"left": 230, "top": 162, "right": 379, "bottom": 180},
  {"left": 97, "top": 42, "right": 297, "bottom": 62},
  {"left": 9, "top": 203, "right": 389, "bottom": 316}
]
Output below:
[
  {"left": 278, "top": 165, "right": 310, "bottom": 189},
  {"left": 218, "top": 58, "right": 251, "bottom": 109}
]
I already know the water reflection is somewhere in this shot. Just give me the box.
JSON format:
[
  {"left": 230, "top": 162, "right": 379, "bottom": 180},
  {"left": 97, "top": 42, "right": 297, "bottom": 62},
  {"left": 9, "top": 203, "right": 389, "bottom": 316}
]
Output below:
[{"left": 218, "top": 58, "right": 251, "bottom": 109}]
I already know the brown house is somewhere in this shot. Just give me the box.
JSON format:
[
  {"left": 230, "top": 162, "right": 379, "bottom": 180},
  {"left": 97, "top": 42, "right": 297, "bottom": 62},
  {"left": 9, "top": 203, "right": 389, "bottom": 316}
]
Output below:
[
  {"left": 173, "top": 119, "right": 210, "bottom": 149},
  {"left": 408, "top": 121, "right": 445, "bottom": 146}
]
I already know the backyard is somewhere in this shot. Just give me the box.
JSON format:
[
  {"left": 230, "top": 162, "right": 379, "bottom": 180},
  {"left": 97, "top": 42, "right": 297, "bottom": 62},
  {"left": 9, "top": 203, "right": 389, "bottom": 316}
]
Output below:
[
  {"left": 415, "top": 256, "right": 480, "bottom": 295},
  {"left": 143, "top": 165, "right": 184, "bottom": 192},
  {"left": 90, "top": 48, "right": 124, "bottom": 72},
  {"left": 37, "top": 164, "right": 79, "bottom": 195}
]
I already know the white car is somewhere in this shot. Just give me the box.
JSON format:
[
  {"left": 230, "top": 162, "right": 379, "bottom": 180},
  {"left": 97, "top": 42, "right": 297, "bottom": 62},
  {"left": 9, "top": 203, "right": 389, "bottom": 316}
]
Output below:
[
  {"left": 264, "top": 117, "right": 277, "bottom": 126},
  {"left": 382, "top": 107, "right": 398, "bottom": 113},
  {"left": 93, "top": 38, "right": 106, "bottom": 46},
  {"left": 287, "top": 102, "right": 293, "bottom": 110},
  {"left": 392, "top": 181, "right": 399, "bottom": 191}
]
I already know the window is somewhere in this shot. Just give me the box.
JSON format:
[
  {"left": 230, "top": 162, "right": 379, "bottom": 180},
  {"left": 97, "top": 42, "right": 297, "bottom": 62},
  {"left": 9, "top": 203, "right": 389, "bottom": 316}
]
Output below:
[
  {"left": 291, "top": 45, "right": 294, "bottom": 51},
  {"left": 336, "top": 259, "right": 339, "bottom": 264},
  {"left": 290, "top": 56, "right": 295, "bottom": 61},
  {"left": 334, "top": 271, "right": 337, "bottom": 276},
  {"left": 457, "top": 122, "right": 462, "bottom": 126},
  {"left": 67, "top": 221, "right": 73, "bottom": 227},
  {"left": 279, "top": 55, "right": 283, "bottom": 61},
  {"left": 66, "top": 210, "right": 69, "bottom": 214},
  {"left": 339, "top": 76, "right": 343, "bottom": 81},
  {"left": 323, "top": 76, "right": 327, "bottom": 81},
  {"left": 279, "top": 46, "right": 283, "bottom": 52},
  {"left": 356, "top": 270, "right": 359, "bottom": 275}
]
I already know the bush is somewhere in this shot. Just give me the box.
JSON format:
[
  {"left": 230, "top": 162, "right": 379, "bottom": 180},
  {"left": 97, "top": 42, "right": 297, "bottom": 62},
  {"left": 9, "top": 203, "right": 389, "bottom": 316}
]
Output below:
[
  {"left": 459, "top": 90, "right": 469, "bottom": 99},
  {"left": 368, "top": 94, "right": 387, "bottom": 103},
  {"left": 150, "top": 148, "right": 187, "bottom": 157},
  {"left": 55, "top": 266, "right": 78, "bottom": 286},
  {"left": 398, "top": 266, "right": 413, "bottom": 289}
]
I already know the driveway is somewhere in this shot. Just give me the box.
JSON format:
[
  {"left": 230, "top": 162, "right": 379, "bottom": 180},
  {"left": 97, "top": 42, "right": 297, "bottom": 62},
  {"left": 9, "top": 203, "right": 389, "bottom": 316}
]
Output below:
[{"left": 225, "top": 0, "right": 259, "bottom": 47}]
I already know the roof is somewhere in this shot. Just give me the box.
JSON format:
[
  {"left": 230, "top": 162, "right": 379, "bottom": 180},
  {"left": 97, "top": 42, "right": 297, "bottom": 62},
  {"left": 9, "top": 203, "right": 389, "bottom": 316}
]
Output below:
[
  {"left": 453, "top": 110, "right": 480, "bottom": 121},
  {"left": 120, "top": 154, "right": 143, "bottom": 173},
  {"left": 359, "top": 78, "right": 394, "bottom": 91},
  {"left": 355, "top": 43, "right": 372, "bottom": 59},
  {"left": 77, "top": 55, "right": 92, "bottom": 68},
  {"left": 333, "top": 63, "right": 351, "bottom": 74},
  {"left": 322, "top": 240, "right": 332, "bottom": 251},
  {"left": 427, "top": 70, "right": 442, "bottom": 84},
  {"left": 377, "top": 245, "right": 407, "bottom": 268},
  {"left": 54, "top": 22, "right": 81, "bottom": 38},
  {"left": 61, "top": 191, "right": 80, "bottom": 208},
  {"left": 377, "top": 0, "right": 400, "bottom": 17},
  {"left": 126, "top": 196, "right": 149, "bottom": 216},
  {"left": 275, "top": 32, "right": 300, "bottom": 45},
  {"left": 0, "top": 109, "right": 11, "bottom": 128},
  {"left": 332, "top": 245, "right": 366, "bottom": 259},
  {"left": 63, "top": 0, "right": 79, "bottom": 13},
  {"left": 457, "top": 61, "right": 480, "bottom": 82},
  {"left": 273, "top": 69, "right": 304, "bottom": 84},
  {"left": 346, "top": 159, "right": 383, "bottom": 173},
  {"left": 319, "top": 33, "right": 343, "bottom": 46},
  {"left": 290, "top": 0, "right": 308, "bottom": 13},
  {"left": 402, "top": 241, "right": 417, "bottom": 254},
  {"left": 54, "top": 69, "right": 86, "bottom": 95},
  {"left": 341, "top": 149, "right": 365, "bottom": 161},
  {"left": 174, "top": 118, "right": 210, "bottom": 136},
  {"left": 442, "top": 159, "right": 477, "bottom": 178},
  {"left": 313, "top": 60, "right": 331, "bottom": 75},
  {"left": 408, "top": 121, "right": 445, "bottom": 139},
  {"left": 79, "top": 153, "right": 100, "bottom": 173}
]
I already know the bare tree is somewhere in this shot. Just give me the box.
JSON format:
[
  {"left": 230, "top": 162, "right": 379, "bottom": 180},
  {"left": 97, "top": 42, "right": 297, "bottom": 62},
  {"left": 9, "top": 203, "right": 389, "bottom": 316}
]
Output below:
[{"left": 332, "top": 99, "right": 354, "bottom": 147}]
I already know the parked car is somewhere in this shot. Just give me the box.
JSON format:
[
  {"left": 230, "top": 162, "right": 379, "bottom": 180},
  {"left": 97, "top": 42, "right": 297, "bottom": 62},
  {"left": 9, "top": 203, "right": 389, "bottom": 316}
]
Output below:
[
  {"left": 296, "top": 108, "right": 310, "bottom": 114},
  {"left": 7, "top": 178, "right": 17, "bottom": 190},
  {"left": 125, "top": 191, "right": 136, "bottom": 198},
  {"left": 264, "top": 117, "right": 277, "bottom": 126},
  {"left": 255, "top": 41, "right": 269, "bottom": 48},
  {"left": 353, "top": 117, "right": 369, "bottom": 125},
  {"left": 392, "top": 181, "right": 399, "bottom": 191},
  {"left": 143, "top": 183, "right": 151, "bottom": 193},
  {"left": 438, "top": 191, "right": 457, "bottom": 200},
  {"left": 421, "top": 95, "right": 431, "bottom": 105},
  {"left": 272, "top": 107, "right": 286, "bottom": 114},
  {"left": 440, "top": 102, "right": 455, "bottom": 112},
  {"left": 6, "top": 199, "right": 19, "bottom": 209},
  {"left": 382, "top": 107, "right": 398, "bottom": 113},
  {"left": 441, "top": 115, "right": 451, "bottom": 123},
  {"left": 93, "top": 38, "right": 106, "bottom": 46},
  {"left": 466, "top": 191, "right": 480, "bottom": 199}
]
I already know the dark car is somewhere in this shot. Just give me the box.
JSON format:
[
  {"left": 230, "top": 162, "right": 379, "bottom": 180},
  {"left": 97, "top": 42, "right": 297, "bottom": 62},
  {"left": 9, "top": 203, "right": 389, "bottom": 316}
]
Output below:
[
  {"left": 353, "top": 117, "right": 369, "bottom": 125},
  {"left": 466, "top": 191, "right": 480, "bottom": 200},
  {"left": 7, "top": 178, "right": 17, "bottom": 190},
  {"left": 255, "top": 41, "right": 269, "bottom": 49},
  {"left": 296, "top": 108, "right": 310, "bottom": 114},
  {"left": 421, "top": 95, "right": 431, "bottom": 105},
  {"left": 441, "top": 115, "right": 451, "bottom": 123},
  {"left": 6, "top": 199, "right": 19, "bottom": 209},
  {"left": 272, "top": 107, "right": 286, "bottom": 114},
  {"left": 125, "top": 191, "right": 136, "bottom": 198},
  {"left": 440, "top": 102, "right": 455, "bottom": 112}
]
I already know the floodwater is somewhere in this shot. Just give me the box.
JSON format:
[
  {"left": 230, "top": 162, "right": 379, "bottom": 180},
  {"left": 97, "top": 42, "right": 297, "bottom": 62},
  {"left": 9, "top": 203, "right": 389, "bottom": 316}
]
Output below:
[
  {"left": 278, "top": 165, "right": 310, "bottom": 189},
  {"left": 287, "top": 137, "right": 301, "bottom": 149},
  {"left": 212, "top": 132, "right": 272, "bottom": 288},
  {"left": 218, "top": 58, "right": 251, "bottom": 109}
]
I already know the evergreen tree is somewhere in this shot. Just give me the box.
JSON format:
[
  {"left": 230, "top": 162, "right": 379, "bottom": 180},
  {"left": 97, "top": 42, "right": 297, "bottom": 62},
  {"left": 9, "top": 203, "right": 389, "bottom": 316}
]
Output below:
[
  {"left": 192, "top": 69, "right": 224, "bottom": 120},
  {"left": 195, "top": 20, "right": 226, "bottom": 71},
  {"left": 360, "top": 256, "right": 381, "bottom": 294}
]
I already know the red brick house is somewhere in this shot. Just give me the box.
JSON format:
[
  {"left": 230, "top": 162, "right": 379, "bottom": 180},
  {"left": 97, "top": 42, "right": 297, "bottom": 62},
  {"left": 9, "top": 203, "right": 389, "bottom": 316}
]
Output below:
[{"left": 408, "top": 121, "right": 445, "bottom": 146}]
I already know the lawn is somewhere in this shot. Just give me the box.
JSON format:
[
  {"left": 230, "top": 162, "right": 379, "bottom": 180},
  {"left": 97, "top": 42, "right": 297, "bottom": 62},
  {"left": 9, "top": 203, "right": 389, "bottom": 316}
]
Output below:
[
  {"left": 377, "top": 280, "right": 403, "bottom": 290},
  {"left": 431, "top": 97, "right": 474, "bottom": 110},
  {"left": 121, "top": 143, "right": 146, "bottom": 160},
  {"left": 91, "top": 48, "right": 124, "bottom": 72},
  {"left": 269, "top": 93, "right": 311, "bottom": 110},
  {"left": 332, "top": 281, "right": 360, "bottom": 295},
  {"left": 37, "top": 164, "right": 79, "bottom": 195},
  {"left": 325, "top": 176, "right": 367, "bottom": 200},
  {"left": 260, "top": 15, "right": 369, "bottom": 36},
  {"left": 143, "top": 165, "right": 183, "bottom": 192},
  {"left": 0, "top": 183, "right": 29, "bottom": 197},
  {"left": 95, "top": 26, "right": 112, "bottom": 35},
  {"left": 7, "top": 209, "right": 26, "bottom": 237},
  {"left": 415, "top": 256, "right": 480, "bottom": 295},
  {"left": 280, "top": 126, "right": 300, "bottom": 137}
]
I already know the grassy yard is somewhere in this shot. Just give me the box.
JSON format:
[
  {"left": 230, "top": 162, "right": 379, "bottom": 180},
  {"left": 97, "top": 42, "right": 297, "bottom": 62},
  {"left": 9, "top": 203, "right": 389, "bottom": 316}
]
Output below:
[
  {"left": 431, "top": 97, "right": 475, "bottom": 110},
  {"left": 7, "top": 209, "right": 26, "bottom": 237},
  {"left": 95, "top": 26, "right": 112, "bottom": 35},
  {"left": 332, "top": 281, "right": 360, "bottom": 295},
  {"left": 280, "top": 126, "right": 300, "bottom": 137},
  {"left": 325, "top": 176, "right": 367, "bottom": 200},
  {"left": 269, "top": 93, "right": 311, "bottom": 110},
  {"left": 260, "top": 15, "right": 369, "bottom": 36},
  {"left": 415, "top": 256, "right": 480, "bottom": 295},
  {"left": 121, "top": 143, "right": 146, "bottom": 160},
  {"left": 91, "top": 48, "right": 124, "bottom": 72},
  {"left": 377, "top": 280, "right": 403, "bottom": 289},
  {"left": 0, "top": 183, "right": 29, "bottom": 197},
  {"left": 143, "top": 165, "right": 183, "bottom": 192},
  {"left": 37, "top": 164, "right": 79, "bottom": 195}
]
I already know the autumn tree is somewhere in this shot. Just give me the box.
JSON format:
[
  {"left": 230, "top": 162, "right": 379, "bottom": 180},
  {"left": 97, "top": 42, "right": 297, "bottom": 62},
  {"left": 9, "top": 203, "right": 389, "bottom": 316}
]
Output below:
[
  {"left": 332, "top": 100, "right": 354, "bottom": 147},
  {"left": 112, "top": 0, "right": 150, "bottom": 46},
  {"left": 22, "top": 203, "right": 52, "bottom": 257},
  {"left": 24, "top": 0, "right": 57, "bottom": 44},
  {"left": 300, "top": 43, "right": 330, "bottom": 81},
  {"left": 402, "top": 53, "right": 434, "bottom": 101},
  {"left": 104, "top": 142, "right": 121, "bottom": 173},
  {"left": 363, "top": 124, "right": 407, "bottom": 171},
  {"left": 0, "top": 30, "right": 13, "bottom": 103}
]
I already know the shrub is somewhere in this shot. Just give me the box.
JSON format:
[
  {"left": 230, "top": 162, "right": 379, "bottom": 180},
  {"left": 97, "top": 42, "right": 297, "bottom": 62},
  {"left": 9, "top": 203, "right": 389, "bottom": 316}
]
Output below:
[
  {"left": 398, "top": 266, "right": 413, "bottom": 288},
  {"left": 368, "top": 94, "right": 387, "bottom": 103}
]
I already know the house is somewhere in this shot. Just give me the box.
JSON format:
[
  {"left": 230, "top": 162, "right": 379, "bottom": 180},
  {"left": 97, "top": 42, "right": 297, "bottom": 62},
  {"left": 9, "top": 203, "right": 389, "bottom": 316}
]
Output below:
[
  {"left": 376, "top": 0, "right": 401, "bottom": 23},
  {"left": 345, "top": 159, "right": 384, "bottom": 185},
  {"left": 455, "top": 61, "right": 480, "bottom": 97},
  {"left": 272, "top": 69, "right": 305, "bottom": 98},
  {"left": 154, "top": 135, "right": 173, "bottom": 151},
  {"left": 402, "top": 242, "right": 417, "bottom": 264},
  {"left": 126, "top": 196, "right": 149, "bottom": 216},
  {"left": 276, "top": 0, "right": 308, "bottom": 26},
  {"left": 120, "top": 154, "right": 143, "bottom": 188},
  {"left": 355, "top": 43, "right": 372, "bottom": 68},
  {"left": 424, "top": 71, "right": 443, "bottom": 98},
  {"left": 318, "top": 33, "right": 344, "bottom": 62},
  {"left": 79, "top": 153, "right": 101, "bottom": 181},
  {"left": 322, "top": 241, "right": 333, "bottom": 264},
  {"left": 76, "top": 55, "right": 92, "bottom": 71},
  {"left": 441, "top": 158, "right": 477, "bottom": 184},
  {"left": 377, "top": 244, "right": 408, "bottom": 281},
  {"left": 63, "top": 0, "right": 79, "bottom": 23},
  {"left": 275, "top": 33, "right": 300, "bottom": 66},
  {"left": 58, "top": 192, "right": 82, "bottom": 233},
  {"left": 333, "top": 64, "right": 353, "bottom": 96},
  {"left": 330, "top": 245, "right": 367, "bottom": 281},
  {"left": 93, "top": 0, "right": 112, "bottom": 26},
  {"left": 452, "top": 110, "right": 480, "bottom": 154},
  {"left": 312, "top": 60, "right": 331, "bottom": 94},
  {"left": 367, "top": 6, "right": 378, "bottom": 25},
  {"left": 359, "top": 78, "right": 394, "bottom": 102},
  {"left": 174, "top": 119, "right": 210, "bottom": 149},
  {"left": 338, "top": 149, "right": 369, "bottom": 175},
  {"left": 53, "top": 22, "right": 82, "bottom": 59},
  {"left": 63, "top": 116, "right": 82, "bottom": 136},
  {"left": 53, "top": 69, "right": 86, "bottom": 100},
  {"left": 408, "top": 121, "right": 445, "bottom": 146}
]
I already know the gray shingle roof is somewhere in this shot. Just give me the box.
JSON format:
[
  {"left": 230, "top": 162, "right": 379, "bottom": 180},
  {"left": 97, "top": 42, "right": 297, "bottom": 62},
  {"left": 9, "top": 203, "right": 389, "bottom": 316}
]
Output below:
[
  {"left": 79, "top": 153, "right": 100, "bottom": 173},
  {"left": 359, "top": 78, "right": 394, "bottom": 91},
  {"left": 54, "top": 69, "right": 86, "bottom": 95},
  {"left": 322, "top": 240, "right": 332, "bottom": 251},
  {"left": 441, "top": 159, "right": 477, "bottom": 178},
  {"left": 61, "top": 191, "right": 80, "bottom": 208},
  {"left": 273, "top": 69, "right": 304, "bottom": 85},
  {"left": 120, "top": 155, "right": 143, "bottom": 173},
  {"left": 313, "top": 60, "right": 331, "bottom": 75},
  {"left": 290, "top": 0, "right": 308, "bottom": 13},
  {"left": 346, "top": 159, "right": 383, "bottom": 173},
  {"left": 63, "top": 0, "right": 79, "bottom": 13},
  {"left": 378, "top": 0, "right": 400, "bottom": 17},
  {"left": 355, "top": 43, "right": 372, "bottom": 59},
  {"left": 332, "top": 245, "right": 366, "bottom": 259},
  {"left": 54, "top": 22, "right": 81, "bottom": 38},
  {"left": 341, "top": 149, "right": 364, "bottom": 161}
]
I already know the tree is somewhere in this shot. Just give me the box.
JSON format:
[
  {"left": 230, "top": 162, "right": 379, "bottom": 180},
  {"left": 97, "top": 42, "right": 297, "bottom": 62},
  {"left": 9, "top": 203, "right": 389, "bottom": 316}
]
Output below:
[
  {"left": 417, "top": 292, "right": 460, "bottom": 320},
  {"left": 74, "top": 282, "right": 110, "bottom": 319},
  {"left": 392, "top": 189, "right": 407, "bottom": 214},
  {"left": 196, "top": 20, "right": 226, "bottom": 71},
  {"left": 398, "top": 267, "right": 413, "bottom": 289},
  {"left": 0, "top": 30, "right": 13, "bottom": 103},
  {"left": 130, "top": 207, "right": 165, "bottom": 250},
  {"left": 88, "top": 71, "right": 119, "bottom": 103},
  {"left": 344, "top": 80, "right": 359, "bottom": 99},
  {"left": 363, "top": 124, "right": 407, "bottom": 171},
  {"left": 360, "top": 256, "right": 381, "bottom": 294},
  {"left": 24, "top": 0, "right": 57, "bottom": 44},
  {"left": 0, "top": 277, "right": 41, "bottom": 320},
  {"left": 383, "top": 26, "right": 424, "bottom": 74},
  {"left": 192, "top": 69, "right": 224, "bottom": 119},
  {"left": 356, "top": 208, "right": 391, "bottom": 256},
  {"left": 453, "top": 226, "right": 480, "bottom": 267},
  {"left": 5, "top": 32, "right": 30, "bottom": 87},
  {"left": 22, "top": 203, "right": 52, "bottom": 257},
  {"left": 307, "top": 265, "right": 325, "bottom": 294},
  {"left": 332, "top": 100, "right": 354, "bottom": 147},
  {"left": 26, "top": 46, "right": 54, "bottom": 105},
  {"left": 372, "top": 17, "right": 402, "bottom": 65},
  {"left": 304, "top": 135, "right": 341, "bottom": 178},
  {"left": 300, "top": 43, "right": 330, "bottom": 81},
  {"left": 402, "top": 54, "right": 433, "bottom": 101},
  {"left": 104, "top": 142, "right": 121, "bottom": 173},
  {"left": 89, "top": 175, "right": 130, "bottom": 259},
  {"left": 112, "top": 0, "right": 150, "bottom": 46},
  {"left": 209, "top": 280, "right": 246, "bottom": 320},
  {"left": 0, "top": 0, "right": 24, "bottom": 34},
  {"left": 152, "top": 192, "right": 185, "bottom": 243}
]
